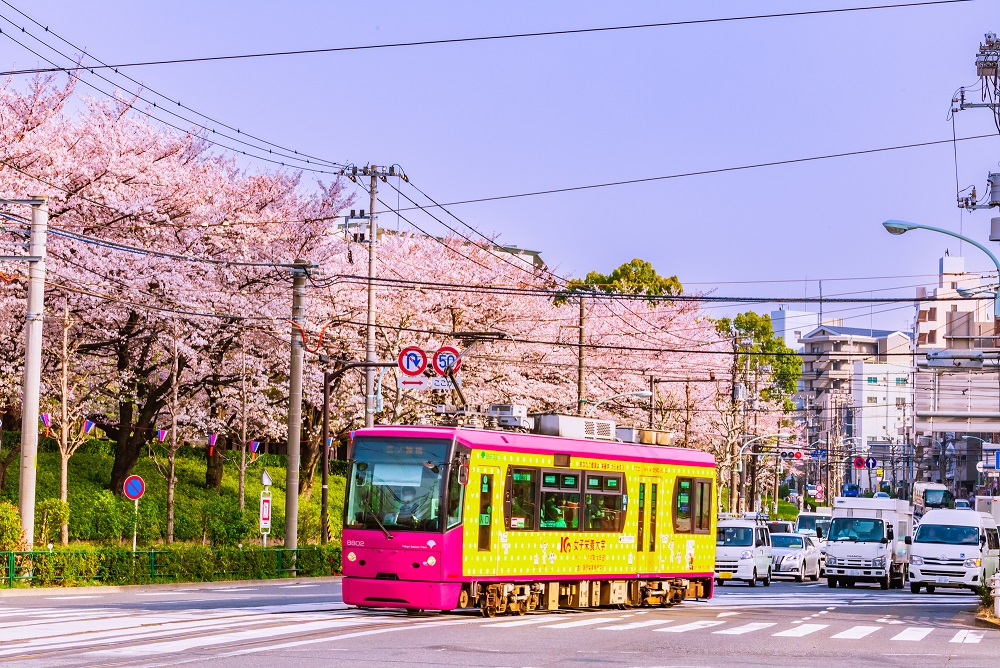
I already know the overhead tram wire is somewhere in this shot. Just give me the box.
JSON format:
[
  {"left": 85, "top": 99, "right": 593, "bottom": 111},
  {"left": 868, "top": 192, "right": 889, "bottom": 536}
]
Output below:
[
  {"left": 0, "top": 1, "right": 344, "bottom": 171},
  {"left": 0, "top": 1, "right": 970, "bottom": 76},
  {"left": 0, "top": 20, "right": 343, "bottom": 175}
]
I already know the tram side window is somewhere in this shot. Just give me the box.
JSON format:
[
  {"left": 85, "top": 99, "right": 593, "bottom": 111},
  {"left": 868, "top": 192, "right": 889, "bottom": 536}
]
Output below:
[
  {"left": 584, "top": 474, "right": 625, "bottom": 532},
  {"left": 674, "top": 477, "right": 693, "bottom": 533},
  {"left": 540, "top": 471, "right": 580, "bottom": 529},
  {"left": 693, "top": 478, "right": 712, "bottom": 534},
  {"left": 508, "top": 468, "right": 538, "bottom": 530}
]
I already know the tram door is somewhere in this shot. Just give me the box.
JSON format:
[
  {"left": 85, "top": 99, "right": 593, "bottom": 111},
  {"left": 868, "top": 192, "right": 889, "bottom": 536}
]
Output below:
[
  {"left": 636, "top": 477, "right": 661, "bottom": 575},
  {"left": 475, "top": 467, "right": 501, "bottom": 576}
]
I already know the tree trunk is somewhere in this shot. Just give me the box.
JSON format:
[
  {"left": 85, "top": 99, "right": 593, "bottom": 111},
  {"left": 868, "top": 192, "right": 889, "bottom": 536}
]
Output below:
[
  {"left": 60, "top": 452, "right": 70, "bottom": 545},
  {"left": 205, "top": 435, "right": 225, "bottom": 491},
  {"left": 167, "top": 450, "right": 176, "bottom": 543}
]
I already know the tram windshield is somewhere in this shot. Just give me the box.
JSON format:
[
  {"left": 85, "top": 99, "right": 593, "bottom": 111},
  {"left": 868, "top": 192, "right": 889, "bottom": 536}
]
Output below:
[{"left": 345, "top": 437, "right": 450, "bottom": 533}]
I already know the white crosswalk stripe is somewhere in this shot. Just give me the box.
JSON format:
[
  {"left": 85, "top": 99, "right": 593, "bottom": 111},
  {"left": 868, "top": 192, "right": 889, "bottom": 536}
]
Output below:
[
  {"left": 713, "top": 622, "right": 776, "bottom": 635},
  {"left": 655, "top": 620, "right": 726, "bottom": 633},
  {"left": 773, "top": 623, "right": 828, "bottom": 637},
  {"left": 597, "top": 620, "right": 674, "bottom": 631},
  {"left": 891, "top": 627, "right": 934, "bottom": 641},
  {"left": 950, "top": 630, "right": 986, "bottom": 644},
  {"left": 830, "top": 625, "right": 881, "bottom": 639},
  {"left": 539, "top": 617, "right": 621, "bottom": 629},
  {"left": 486, "top": 618, "right": 550, "bottom": 628}
]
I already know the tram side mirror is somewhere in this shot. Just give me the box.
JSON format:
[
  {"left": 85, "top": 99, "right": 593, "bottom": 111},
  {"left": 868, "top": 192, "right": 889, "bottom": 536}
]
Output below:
[{"left": 458, "top": 464, "right": 469, "bottom": 486}]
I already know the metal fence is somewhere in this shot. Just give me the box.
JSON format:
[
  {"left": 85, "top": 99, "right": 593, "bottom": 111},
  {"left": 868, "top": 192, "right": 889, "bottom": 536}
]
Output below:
[{"left": 0, "top": 546, "right": 337, "bottom": 588}]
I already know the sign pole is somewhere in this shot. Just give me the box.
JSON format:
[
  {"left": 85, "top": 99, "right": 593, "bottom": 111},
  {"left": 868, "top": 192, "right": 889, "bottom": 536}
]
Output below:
[{"left": 133, "top": 498, "right": 138, "bottom": 552}]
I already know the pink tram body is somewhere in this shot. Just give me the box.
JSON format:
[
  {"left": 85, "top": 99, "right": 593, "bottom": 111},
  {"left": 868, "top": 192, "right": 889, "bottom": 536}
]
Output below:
[{"left": 342, "top": 424, "right": 717, "bottom": 615}]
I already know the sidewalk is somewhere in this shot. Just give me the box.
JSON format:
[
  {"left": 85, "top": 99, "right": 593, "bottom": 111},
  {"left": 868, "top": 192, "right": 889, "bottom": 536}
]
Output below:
[{"left": 0, "top": 575, "right": 342, "bottom": 598}]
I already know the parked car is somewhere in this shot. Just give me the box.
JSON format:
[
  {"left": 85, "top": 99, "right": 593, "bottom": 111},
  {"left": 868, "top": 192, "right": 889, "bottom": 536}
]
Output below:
[
  {"left": 841, "top": 483, "right": 861, "bottom": 498},
  {"left": 771, "top": 533, "right": 823, "bottom": 582},
  {"left": 716, "top": 518, "right": 773, "bottom": 587}
]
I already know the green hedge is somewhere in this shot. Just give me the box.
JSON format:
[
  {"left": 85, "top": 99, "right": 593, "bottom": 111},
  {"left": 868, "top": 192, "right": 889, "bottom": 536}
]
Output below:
[{"left": 1, "top": 544, "right": 341, "bottom": 588}]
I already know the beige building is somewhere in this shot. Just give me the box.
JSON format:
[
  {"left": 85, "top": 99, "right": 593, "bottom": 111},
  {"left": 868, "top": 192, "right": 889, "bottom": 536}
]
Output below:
[{"left": 912, "top": 255, "right": 999, "bottom": 495}]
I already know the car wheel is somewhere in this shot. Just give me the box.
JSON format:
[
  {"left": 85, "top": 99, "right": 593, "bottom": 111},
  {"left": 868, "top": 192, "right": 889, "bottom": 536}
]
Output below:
[
  {"left": 845, "top": 580, "right": 856, "bottom": 588},
  {"left": 811, "top": 563, "right": 821, "bottom": 581},
  {"left": 910, "top": 582, "right": 921, "bottom": 594},
  {"left": 795, "top": 570, "right": 804, "bottom": 583},
  {"left": 748, "top": 569, "right": 757, "bottom": 587},
  {"left": 926, "top": 585, "right": 935, "bottom": 594},
  {"left": 763, "top": 569, "right": 772, "bottom": 587},
  {"left": 715, "top": 578, "right": 724, "bottom": 586},
  {"left": 880, "top": 575, "right": 890, "bottom": 591},
  {"left": 827, "top": 577, "right": 838, "bottom": 588}
]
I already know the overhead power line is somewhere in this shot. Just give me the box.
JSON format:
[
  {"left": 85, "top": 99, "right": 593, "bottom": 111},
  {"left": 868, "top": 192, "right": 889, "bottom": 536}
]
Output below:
[
  {"left": 394, "top": 133, "right": 998, "bottom": 210},
  {"left": 0, "top": 1, "right": 971, "bottom": 76}
]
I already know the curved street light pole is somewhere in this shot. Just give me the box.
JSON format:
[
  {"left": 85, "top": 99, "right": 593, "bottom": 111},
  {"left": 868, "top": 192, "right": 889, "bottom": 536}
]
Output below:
[
  {"left": 735, "top": 432, "right": 790, "bottom": 513},
  {"left": 586, "top": 390, "right": 653, "bottom": 417}
]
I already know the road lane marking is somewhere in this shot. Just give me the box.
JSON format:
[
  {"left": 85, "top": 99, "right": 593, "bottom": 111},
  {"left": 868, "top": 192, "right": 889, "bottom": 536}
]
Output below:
[
  {"left": 891, "top": 627, "right": 934, "bottom": 641},
  {"left": 831, "top": 625, "right": 881, "bottom": 639},
  {"left": 100, "top": 619, "right": 365, "bottom": 655},
  {"left": 773, "top": 624, "right": 828, "bottom": 637},
  {"left": 484, "top": 618, "right": 550, "bottom": 628},
  {"left": 713, "top": 622, "right": 776, "bottom": 635},
  {"left": 279, "top": 584, "right": 319, "bottom": 589},
  {"left": 716, "top": 612, "right": 740, "bottom": 617},
  {"left": 950, "top": 630, "right": 985, "bottom": 644},
  {"left": 655, "top": 620, "right": 726, "bottom": 633},
  {"left": 44, "top": 595, "right": 101, "bottom": 600},
  {"left": 597, "top": 620, "right": 674, "bottom": 631},
  {"left": 539, "top": 617, "right": 621, "bottom": 629}
]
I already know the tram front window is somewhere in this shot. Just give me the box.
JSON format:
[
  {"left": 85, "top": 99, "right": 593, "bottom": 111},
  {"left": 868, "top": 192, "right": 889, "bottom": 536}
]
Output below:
[{"left": 346, "top": 438, "right": 449, "bottom": 532}]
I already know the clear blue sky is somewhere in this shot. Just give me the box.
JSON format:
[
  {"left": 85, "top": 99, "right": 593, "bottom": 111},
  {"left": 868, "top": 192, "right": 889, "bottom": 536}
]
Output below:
[{"left": 3, "top": 0, "right": 999, "bottom": 332}]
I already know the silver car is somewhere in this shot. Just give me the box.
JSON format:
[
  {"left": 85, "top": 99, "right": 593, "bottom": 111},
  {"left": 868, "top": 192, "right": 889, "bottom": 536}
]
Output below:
[{"left": 771, "top": 533, "right": 822, "bottom": 582}]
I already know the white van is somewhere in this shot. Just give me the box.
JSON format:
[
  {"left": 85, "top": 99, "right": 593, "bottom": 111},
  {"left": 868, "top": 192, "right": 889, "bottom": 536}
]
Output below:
[
  {"left": 715, "top": 518, "right": 772, "bottom": 587},
  {"left": 908, "top": 509, "right": 1000, "bottom": 593}
]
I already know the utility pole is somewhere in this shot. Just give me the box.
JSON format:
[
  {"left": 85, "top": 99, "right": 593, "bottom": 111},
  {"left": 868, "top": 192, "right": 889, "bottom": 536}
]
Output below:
[
  {"left": 167, "top": 321, "right": 179, "bottom": 543},
  {"left": 11, "top": 196, "right": 47, "bottom": 549},
  {"left": 239, "top": 340, "right": 248, "bottom": 511},
  {"left": 577, "top": 295, "right": 586, "bottom": 415},
  {"left": 285, "top": 263, "right": 307, "bottom": 552},
  {"left": 365, "top": 167, "right": 378, "bottom": 429}
]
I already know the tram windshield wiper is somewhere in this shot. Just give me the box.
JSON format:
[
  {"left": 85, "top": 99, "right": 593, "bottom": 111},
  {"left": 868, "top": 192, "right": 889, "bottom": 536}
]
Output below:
[{"left": 368, "top": 511, "right": 394, "bottom": 540}]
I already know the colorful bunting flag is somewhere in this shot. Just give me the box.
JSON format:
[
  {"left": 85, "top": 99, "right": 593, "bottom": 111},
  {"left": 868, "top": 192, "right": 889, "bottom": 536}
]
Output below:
[
  {"left": 83, "top": 420, "right": 96, "bottom": 434},
  {"left": 157, "top": 429, "right": 168, "bottom": 442},
  {"left": 326, "top": 437, "right": 334, "bottom": 451},
  {"left": 251, "top": 440, "right": 260, "bottom": 461},
  {"left": 208, "top": 433, "right": 218, "bottom": 456},
  {"left": 41, "top": 413, "right": 51, "bottom": 437}
]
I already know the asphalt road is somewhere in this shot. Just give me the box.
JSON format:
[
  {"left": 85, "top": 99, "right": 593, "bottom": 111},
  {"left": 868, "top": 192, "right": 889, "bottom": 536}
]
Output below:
[{"left": 0, "top": 577, "right": 992, "bottom": 667}]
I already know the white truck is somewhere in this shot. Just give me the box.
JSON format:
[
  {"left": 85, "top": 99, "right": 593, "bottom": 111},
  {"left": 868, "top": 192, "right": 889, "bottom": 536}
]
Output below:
[{"left": 824, "top": 497, "right": 913, "bottom": 590}]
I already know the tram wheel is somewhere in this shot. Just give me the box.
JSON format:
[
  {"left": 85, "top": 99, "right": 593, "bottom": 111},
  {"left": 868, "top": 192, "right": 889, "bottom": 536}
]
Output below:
[
  {"left": 516, "top": 604, "right": 527, "bottom": 616},
  {"left": 482, "top": 605, "right": 496, "bottom": 618}
]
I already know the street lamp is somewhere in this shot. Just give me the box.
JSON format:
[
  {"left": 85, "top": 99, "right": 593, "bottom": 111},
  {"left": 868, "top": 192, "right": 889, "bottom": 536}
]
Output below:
[
  {"left": 882, "top": 220, "right": 1000, "bottom": 312},
  {"left": 586, "top": 390, "right": 653, "bottom": 417}
]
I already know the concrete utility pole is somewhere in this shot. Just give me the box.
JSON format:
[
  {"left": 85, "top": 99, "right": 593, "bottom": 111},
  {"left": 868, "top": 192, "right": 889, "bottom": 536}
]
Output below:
[
  {"left": 285, "top": 264, "right": 307, "bottom": 551},
  {"left": 6, "top": 196, "right": 47, "bottom": 549},
  {"left": 365, "top": 168, "right": 378, "bottom": 429},
  {"left": 577, "top": 295, "right": 586, "bottom": 415}
]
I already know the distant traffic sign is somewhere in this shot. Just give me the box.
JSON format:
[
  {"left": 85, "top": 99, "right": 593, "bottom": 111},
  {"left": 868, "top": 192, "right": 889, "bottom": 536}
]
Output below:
[
  {"left": 995, "top": 450, "right": 1000, "bottom": 470},
  {"left": 865, "top": 457, "right": 878, "bottom": 470},
  {"left": 853, "top": 457, "right": 866, "bottom": 469},
  {"left": 816, "top": 484, "right": 825, "bottom": 493},
  {"left": 260, "top": 493, "right": 272, "bottom": 533},
  {"left": 123, "top": 475, "right": 145, "bottom": 501},
  {"left": 397, "top": 346, "right": 428, "bottom": 377},
  {"left": 432, "top": 346, "right": 462, "bottom": 376},
  {"left": 397, "top": 376, "right": 459, "bottom": 391}
]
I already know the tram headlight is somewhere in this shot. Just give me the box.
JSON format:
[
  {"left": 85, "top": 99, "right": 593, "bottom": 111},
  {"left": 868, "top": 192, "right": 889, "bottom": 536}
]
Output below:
[
  {"left": 426, "top": 556, "right": 437, "bottom": 566},
  {"left": 347, "top": 551, "right": 357, "bottom": 562}
]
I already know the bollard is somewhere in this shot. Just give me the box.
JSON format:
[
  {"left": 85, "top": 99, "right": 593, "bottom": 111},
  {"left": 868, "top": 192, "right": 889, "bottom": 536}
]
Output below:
[{"left": 992, "top": 572, "right": 1000, "bottom": 619}]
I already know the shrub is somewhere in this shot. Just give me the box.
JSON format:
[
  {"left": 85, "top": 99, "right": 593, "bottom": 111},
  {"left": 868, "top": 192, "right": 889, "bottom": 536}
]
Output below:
[
  {"left": 203, "top": 496, "right": 255, "bottom": 547},
  {"left": 0, "top": 500, "right": 25, "bottom": 551},
  {"left": 34, "top": 498, "right": 70, "bottom": 546},
  {"left": 298, "top": 503, "right": 322, "bottom": 545},
  {"left": 89, "top": 490, "right": 126, "bottom": 544}
]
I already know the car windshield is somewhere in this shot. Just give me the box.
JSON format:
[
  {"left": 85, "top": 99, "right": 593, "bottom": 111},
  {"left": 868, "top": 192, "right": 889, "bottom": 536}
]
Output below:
[
  {"left": 828, "top": 517, "right": 886, "bottom": 542},
  {"left": 796, "top": 515, "right": 828, "bottom": 533},
  {"left": 772, "top": 535, "right": 805, "bottom": 549},
  {"left": 717, "top": 527, "right": 753, "bottom": 547},
  {"left": 345, "top": 437, "right": 449, "bottom": 533},
  {"left": 914, "top": 524, "right": 979, "bottom": 545}
]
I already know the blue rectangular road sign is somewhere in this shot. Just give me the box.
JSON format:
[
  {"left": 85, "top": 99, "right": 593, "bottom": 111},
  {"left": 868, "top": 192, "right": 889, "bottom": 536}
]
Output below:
[{"left": 995, "top": 451, "right": 999, "bottom": 471}]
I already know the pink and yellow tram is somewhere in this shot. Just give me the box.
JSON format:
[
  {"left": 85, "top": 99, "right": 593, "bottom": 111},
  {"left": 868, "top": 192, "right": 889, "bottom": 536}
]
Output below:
[{"left": 341, "top": 424, "right": 716, "bottom": 615}]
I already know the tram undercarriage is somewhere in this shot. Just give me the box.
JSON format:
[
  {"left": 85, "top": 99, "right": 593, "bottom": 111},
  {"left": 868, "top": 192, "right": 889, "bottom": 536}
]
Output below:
[{"left": 458, "top": 578, "right": 709, "bottom": 617}]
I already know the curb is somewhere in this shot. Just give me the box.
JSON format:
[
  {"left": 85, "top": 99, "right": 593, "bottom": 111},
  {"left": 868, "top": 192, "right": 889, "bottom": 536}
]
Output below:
[
  {"left": 974, "top": 614, "right": 1000, "bottom": 630},
  {"left": 0, "top": 575, "right": 342, "bottom": 599}
]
